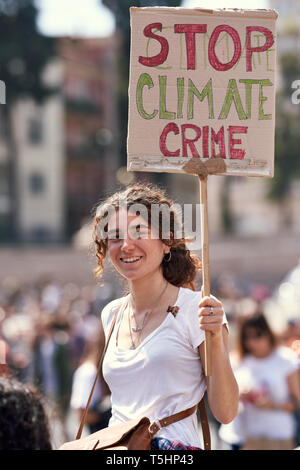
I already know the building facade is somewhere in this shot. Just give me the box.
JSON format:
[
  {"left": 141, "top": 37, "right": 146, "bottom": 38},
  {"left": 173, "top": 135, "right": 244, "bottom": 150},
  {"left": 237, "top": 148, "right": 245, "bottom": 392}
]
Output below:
[{"left": 0, "top": 35, "right": 119, "bottom": 243}]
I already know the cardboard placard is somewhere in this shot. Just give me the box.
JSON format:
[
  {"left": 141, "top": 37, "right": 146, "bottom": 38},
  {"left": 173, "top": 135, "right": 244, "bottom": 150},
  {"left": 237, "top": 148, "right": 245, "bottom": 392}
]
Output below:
[{"left": 127, "top": 7, "right": 277, "bottom": 177}]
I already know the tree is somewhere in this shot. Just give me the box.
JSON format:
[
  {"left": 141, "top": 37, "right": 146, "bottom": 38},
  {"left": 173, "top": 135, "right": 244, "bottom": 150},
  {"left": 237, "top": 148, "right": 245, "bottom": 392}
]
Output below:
[
  {"left": 268, "top": 53, "right": 300, "bottom": 204},
  {"left": 0, "top": 0, "right": 57, "bottom": 240},
  {"left": 102, "top": 0, "right": 182, "bottom": 185}
]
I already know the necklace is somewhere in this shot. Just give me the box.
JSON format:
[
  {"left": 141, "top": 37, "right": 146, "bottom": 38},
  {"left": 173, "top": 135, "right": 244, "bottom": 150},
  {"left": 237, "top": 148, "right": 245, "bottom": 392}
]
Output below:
[
  {"left": 129, "top": 280, "right": 168, "bottom": 333},
  {"left": 128, "top": 280, "right": 169, "bottom": 349},
  {"left": 128, "top": 307, "right": 136, "bottom": 350}
]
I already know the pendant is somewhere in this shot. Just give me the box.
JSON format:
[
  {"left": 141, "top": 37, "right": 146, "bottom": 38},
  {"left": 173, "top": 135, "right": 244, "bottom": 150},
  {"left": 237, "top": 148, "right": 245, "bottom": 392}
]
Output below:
[
  {"left": 132, "top": 327, "right": 142, "bottom": 332},
  {"left": 130, "top": 345, "right": 135, "bottom": 350}
]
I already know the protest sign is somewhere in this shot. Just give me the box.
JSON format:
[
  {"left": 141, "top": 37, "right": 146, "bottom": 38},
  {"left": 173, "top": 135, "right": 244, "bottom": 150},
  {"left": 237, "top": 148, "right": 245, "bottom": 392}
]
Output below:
[{"left": 128, "top": 7, "right": 277, "bottom": 178}]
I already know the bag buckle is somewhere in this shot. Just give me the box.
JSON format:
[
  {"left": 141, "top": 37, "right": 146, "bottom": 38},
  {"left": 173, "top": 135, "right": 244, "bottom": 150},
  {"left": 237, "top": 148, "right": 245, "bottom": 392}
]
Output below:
[{"left": 149, "top": 420, "right": 162, "bottom": 435}]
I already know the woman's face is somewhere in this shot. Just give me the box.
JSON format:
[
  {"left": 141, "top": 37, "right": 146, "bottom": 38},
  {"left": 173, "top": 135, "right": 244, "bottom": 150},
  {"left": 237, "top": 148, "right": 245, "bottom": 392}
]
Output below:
[
  {"left": 106, "top": 208, "right": 170, "bottom": 282},
  {"left": 243, "top": 327, "right": 273, "bottom": 358}
]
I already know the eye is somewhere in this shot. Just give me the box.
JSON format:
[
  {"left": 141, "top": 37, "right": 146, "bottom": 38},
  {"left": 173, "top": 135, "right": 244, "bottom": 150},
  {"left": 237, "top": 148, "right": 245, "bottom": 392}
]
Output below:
[
  {"left": 129, "top": 224, "right": 149, "bottom": 239},
  {"left": 107, "top": 230, "right": 122, "bottom": 241}
]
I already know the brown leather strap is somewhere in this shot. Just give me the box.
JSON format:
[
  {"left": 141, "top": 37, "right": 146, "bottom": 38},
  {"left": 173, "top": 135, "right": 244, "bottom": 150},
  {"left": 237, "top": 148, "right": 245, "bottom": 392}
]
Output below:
[
  {"left": 199, "top": 398, "right": 211, "bottom": 450},
  {"left": 76, "top": 304, "right": 121, "bottom": 440},
  {"left": 149, "top": 400, "right": 210, "bottom": 450},
  {"left": 149, "top": 404, "right": 198, "bottom": 435}
]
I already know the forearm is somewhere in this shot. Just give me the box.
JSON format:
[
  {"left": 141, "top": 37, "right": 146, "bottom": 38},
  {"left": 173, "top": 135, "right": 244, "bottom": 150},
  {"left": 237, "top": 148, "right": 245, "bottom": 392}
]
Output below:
[
  {"left": 274, "top": 401, "right": 295, "bottom": 412},
  {"left": 205, "top": 337, "right": 239, "bottom": 424},
  {"left": 198, "top": 295, "right": 239, "bottom": 424},
  {"left": 262, "top": 399, "right": 296, "bottom": 413}
]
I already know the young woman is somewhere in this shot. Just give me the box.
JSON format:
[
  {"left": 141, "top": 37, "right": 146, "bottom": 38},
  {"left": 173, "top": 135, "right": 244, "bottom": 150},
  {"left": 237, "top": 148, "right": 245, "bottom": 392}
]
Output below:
[
  {"left": 219, "top": 312, "right": 300, "bottom": 450},
  {"left": 92, "top": 183, "right": 238, "bottom": 450}
]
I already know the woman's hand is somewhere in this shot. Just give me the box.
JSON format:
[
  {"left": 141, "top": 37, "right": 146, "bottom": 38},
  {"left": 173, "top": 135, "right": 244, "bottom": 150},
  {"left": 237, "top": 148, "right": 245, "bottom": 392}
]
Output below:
[
  {"left": 252, "top": 396, "right": 276, "bottom": 410},
  {"left": 198, "top": 295, "right": 225, "bottom": 343}
]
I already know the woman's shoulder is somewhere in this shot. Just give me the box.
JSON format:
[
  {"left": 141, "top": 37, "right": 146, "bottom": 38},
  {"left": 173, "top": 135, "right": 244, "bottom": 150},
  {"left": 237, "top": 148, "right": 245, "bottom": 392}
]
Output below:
[
  {"left": 179, "top": 286, "right": 202, "bottom": 304},
  {"left": 179, "top": 286, "right": 220, "bottom": 303},
  {"left": 274, "top": 346, "right": 299, "bottom": 367},
  {"left": 176, "top": 287, "right": 202, "bottom": 318},
  {"left": 74, "top": 361, "right": 97, "bottom": 380},
  {"left": 100, "top": 295, "right": 128, "bottom": 333}
]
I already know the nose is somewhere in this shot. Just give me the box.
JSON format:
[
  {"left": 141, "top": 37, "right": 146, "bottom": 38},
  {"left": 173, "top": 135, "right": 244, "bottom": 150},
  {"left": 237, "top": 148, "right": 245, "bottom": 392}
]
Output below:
[{"left": 120, "top": 235, "right": 135, "bottom": 251}]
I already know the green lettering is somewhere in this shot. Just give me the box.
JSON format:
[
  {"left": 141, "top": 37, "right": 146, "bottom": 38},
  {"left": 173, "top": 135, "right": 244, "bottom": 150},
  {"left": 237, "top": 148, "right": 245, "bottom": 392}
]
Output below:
[
  {"left": 239, "top": 79, "right": 260, "bottom": 119},
  {"left": 219, "top": 79, "right": 247, "bottom": 120},
  {"left": 259, "top": 79, "right": 273, "bottom": 120},
  {"left": 159, "top": 76, "right": 176, "bottom": 119},
  {"left": 188, "top": 79, "right": 214, "bottom": 119},
  {"left": 136, "top": 73, "right": 158, "bottom": 120},
  {"left": 177, "top": 77, "right": 184, "bottom": 118}
]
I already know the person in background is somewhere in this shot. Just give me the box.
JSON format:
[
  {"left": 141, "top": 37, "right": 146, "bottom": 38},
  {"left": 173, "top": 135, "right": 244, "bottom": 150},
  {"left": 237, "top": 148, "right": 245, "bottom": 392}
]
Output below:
[
  {"left": 219, "top": 312, "right": 300, "bottom": 450},
  {"left": 281, "top": 318, "right": 300, "bottom": 447},
  {"left": 33, "top": 314, "right": 73, "bottom": 419},
  {"left": 0, "top": 376, "right": 52, "bottom": 450},
  {"left": 70, "top": 334, "right": 111, "bottom": 434}
]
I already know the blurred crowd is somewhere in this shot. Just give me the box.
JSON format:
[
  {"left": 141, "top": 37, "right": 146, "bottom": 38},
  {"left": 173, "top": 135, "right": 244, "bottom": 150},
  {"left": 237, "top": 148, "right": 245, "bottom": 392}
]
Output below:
[
  {"left": 0, "top": 275, "right": 119, "bottom": 448},
  {"left": 0, "top": 272, "right": 299, "bottom": 450}
]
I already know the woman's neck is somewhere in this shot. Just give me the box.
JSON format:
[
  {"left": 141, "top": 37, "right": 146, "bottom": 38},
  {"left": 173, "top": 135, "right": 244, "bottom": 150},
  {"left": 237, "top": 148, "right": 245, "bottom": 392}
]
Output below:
[{"left": 128, "top": 272, "right": 170, "bottom": 313}]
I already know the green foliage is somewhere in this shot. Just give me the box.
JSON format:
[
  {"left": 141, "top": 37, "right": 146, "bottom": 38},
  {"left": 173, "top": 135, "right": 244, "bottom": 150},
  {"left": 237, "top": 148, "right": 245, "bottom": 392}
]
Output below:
[
  {"left": 103, "top": 0, "right": 182, "bottom": 32},
  {"left": 102, "top": 0, "right": 182, "bottom": 176},
  {"left": 279, "top": 53, "right": 300, "bottom": 97},
  {"left": 0, "top": 0, "right": 57, "bottom": 241},
  {"left": 268, "top": 53, "right": 300, "bottom": 201},
  {"left": 0, "top": 0, "right": 57, "bottom": 105}
]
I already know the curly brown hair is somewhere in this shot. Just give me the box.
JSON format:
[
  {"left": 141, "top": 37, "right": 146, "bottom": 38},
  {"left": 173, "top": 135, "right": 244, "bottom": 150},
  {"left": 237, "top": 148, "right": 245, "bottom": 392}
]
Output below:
[
  {"left": 0, "top": 377, "right": 52, "bottom": 450},
  {"left": 92, "top": 183, "right": 201, "bottom": 290},
  {"left": 237, "top": 312, "right": 278, "bottom": 359}
]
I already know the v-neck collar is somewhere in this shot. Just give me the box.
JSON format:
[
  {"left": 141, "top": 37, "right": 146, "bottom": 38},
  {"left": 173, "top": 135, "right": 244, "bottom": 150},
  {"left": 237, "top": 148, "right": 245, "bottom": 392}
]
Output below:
[{"left": 114, "top": 286, "right": 183, "bottom": 353}]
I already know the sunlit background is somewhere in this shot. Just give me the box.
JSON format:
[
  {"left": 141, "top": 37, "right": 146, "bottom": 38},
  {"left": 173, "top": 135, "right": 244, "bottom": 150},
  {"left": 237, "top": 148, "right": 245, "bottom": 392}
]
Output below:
[{"left": 0, "top": 0, "right": 299, "bottom": 450}]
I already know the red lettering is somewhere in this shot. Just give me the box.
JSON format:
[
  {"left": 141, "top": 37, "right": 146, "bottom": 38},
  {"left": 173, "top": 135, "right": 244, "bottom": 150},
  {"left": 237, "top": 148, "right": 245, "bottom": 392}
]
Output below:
[
  {"left": 208, "top": 25, "right": 241, "bottom": 71},
  {"left": 160, "top": 123, "right": 180, "bottom": 156},
  {"left": 246, "top": 26, "right": 274, "bottom": 72},
  {"left": 159, "top": 124, "right": 248, "bottom": 159},
  {"left": 211, "top": 126, "right": 226, "bottom": 158},
  {"left": 181, "top": 124, "right": 201, "bottom": 157},
  {"left": 202, "top": 126, "right": 209, "bottom": 158},
  {"left": 228, "top": 126, "right": 248, "bottom": 159},
  {"left": 174, "top": 24, "right": 207, "bottom": 70},
  {"left": 139, "top": 23, "right": 169, "bottom": 67}
]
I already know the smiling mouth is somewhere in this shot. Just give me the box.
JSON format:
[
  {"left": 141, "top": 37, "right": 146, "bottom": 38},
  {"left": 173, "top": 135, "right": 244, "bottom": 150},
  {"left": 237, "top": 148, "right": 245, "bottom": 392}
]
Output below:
[{"left": 120, "top": 256, "right": 143, "bottom": 264}]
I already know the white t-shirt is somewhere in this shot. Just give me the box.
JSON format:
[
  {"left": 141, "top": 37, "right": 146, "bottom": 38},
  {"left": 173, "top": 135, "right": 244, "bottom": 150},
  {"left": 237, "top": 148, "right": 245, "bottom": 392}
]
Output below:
[
  {"left": 70, "top": 361, "right": 102, "bottom": 410},
  {"left": 219, "top": 347, "right": 299, "bottom": 443},
  {"left": 101, "top": 286, "right": 227, "bottom": 447}
]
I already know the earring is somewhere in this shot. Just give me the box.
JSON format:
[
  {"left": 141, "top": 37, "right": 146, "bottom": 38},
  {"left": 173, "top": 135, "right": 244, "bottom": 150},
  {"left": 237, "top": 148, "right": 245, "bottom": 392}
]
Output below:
[{"left": 164, "top": 251, "right": 171, "bottom": 262}]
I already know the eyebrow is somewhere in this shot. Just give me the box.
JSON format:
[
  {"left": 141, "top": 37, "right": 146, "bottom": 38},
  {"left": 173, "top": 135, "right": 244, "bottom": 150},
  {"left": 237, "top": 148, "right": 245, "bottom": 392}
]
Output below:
[
  {"left": 107, "top": 228, "right": 120, "bottom": 237},
  {"left": 130, "top": 223, "right": 149, "bottom": 230},
  {"left": 106, "top": 223, "right": 149, "bottom": 237}
]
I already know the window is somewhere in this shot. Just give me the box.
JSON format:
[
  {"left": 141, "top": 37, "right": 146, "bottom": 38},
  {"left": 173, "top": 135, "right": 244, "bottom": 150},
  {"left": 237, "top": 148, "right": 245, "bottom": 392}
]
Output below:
[
  {"left": 29, "top": 172, "right": 45, "bottom": 194},
  {"left": 28, "top": 118, "right": 43, "bottom": 144}
]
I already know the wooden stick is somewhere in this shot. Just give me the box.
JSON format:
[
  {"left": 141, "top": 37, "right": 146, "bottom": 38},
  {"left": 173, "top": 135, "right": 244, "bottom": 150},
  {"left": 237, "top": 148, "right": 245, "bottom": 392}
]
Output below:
[{"left": 199, "top": 176, "right": 212, "bottom": 377}]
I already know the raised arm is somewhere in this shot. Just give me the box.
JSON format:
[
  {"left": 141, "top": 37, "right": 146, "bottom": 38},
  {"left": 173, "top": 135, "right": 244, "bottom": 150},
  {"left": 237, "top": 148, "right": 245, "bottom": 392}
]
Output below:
[{"left": 198, "top": 295, "right": 239, "bottom": 424}]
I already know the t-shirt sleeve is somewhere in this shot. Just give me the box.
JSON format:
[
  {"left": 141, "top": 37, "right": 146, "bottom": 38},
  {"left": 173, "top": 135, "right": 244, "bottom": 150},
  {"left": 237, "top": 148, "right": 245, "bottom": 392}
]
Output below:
[
  {"left": 70, "top": 365, "right": 97, "bottom": 409},
  {"left": 183, "top": 291, "right": 205, "bottom": 350},
  {"left": 100, "top": 298, "right": 123, "bottom": 339},
  {"left": 183, "top": 290, "right": 229, "bottom": 350},
  {"left": 279, "top": 346, "right": 300, "bottom": 377}
]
